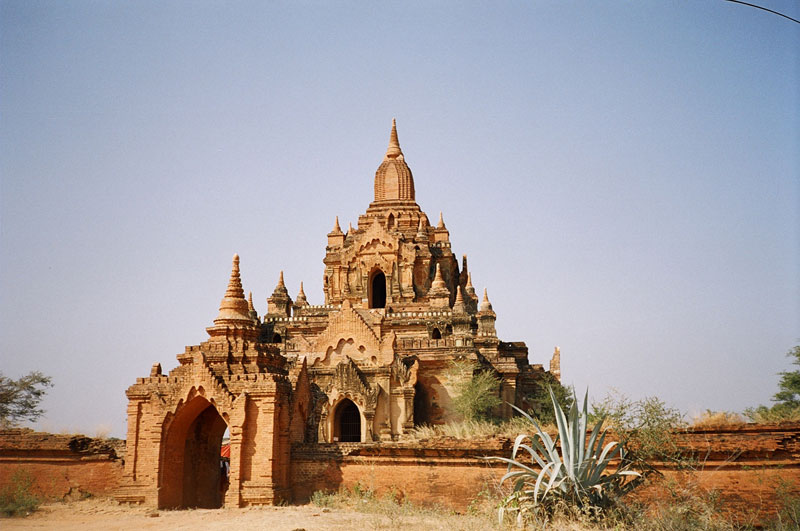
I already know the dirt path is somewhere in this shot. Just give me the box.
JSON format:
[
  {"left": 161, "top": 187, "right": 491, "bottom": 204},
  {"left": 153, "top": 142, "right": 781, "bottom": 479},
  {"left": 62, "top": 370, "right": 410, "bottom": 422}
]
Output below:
[{"left": 3, "top": 498, "right": 495, "bottom": 530}]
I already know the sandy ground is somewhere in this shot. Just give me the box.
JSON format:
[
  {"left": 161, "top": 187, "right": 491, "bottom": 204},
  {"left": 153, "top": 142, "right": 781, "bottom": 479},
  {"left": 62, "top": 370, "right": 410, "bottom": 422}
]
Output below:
[{"left": 3, "top": 497, "right": 495, "bottom": 530}]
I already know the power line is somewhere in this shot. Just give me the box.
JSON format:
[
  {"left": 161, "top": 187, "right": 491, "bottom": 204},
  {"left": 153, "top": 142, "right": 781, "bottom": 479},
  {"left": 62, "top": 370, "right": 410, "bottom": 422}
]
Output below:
[{"left": 723, "top": 0, "right": 800, "bottom": 24}]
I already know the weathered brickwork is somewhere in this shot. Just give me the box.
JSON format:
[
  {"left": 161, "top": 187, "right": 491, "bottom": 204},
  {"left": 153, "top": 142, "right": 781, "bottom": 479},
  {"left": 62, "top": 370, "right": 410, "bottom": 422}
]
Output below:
[
  {"left": 3, "top": 424, "right": 798, "bottom": 522},
  {"left": 117, "top": 121, "right": 558, "bottom": 508},
  {"left": 0, "top": 429, "right": 123, "bottom": 499},
  {"left": 290, "top": 424, "right": 800, "bottom": 522}
]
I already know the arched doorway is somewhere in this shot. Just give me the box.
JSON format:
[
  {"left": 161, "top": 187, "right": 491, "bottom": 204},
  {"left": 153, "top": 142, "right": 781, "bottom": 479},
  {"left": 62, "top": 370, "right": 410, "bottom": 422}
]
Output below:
[
  {"left": 413, "top": 382, "right": 430, "bottom": 426},
  {"left": 159, "top": 396, "right": 228, "bottom": 509},
  {"left": 370, "top": 271, "right": 386, "bottom": 308},
  {"left": 333, "top": 399, "right": 361, "bottom": 442}
]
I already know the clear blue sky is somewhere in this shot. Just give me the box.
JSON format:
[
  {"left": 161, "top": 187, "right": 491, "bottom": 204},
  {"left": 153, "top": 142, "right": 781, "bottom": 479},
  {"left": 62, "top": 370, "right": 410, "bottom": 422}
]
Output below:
[{"left": 1, "top": 1, "right": 798, "bottom": 437}]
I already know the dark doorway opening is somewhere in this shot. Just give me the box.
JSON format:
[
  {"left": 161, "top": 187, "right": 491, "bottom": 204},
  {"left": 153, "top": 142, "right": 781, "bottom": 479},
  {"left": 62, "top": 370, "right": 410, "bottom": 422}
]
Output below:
[
  {"left": 413, "top": 382, "right": 430, "bottom": 426},
  {"left": 160, "top": 398, "right": 228, "bottom": 509},
  {"left": 335, "top": 399, "right": 361, "bottom": 442},
  {"left": 431, "top": 328, "right": 442, "bottom": 339},
  {"left": 370, "top": 271, "right": 386, "bottom": 308}
]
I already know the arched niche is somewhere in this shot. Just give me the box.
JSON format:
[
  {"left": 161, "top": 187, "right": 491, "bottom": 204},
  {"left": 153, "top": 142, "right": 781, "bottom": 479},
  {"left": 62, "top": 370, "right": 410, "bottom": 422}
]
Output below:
[{"left": 369, "top": 269, "right": 386, "bottom": 309}]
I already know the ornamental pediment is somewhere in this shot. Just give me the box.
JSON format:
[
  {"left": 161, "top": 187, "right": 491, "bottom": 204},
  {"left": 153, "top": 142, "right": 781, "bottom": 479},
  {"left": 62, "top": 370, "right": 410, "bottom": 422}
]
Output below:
[{"left": 302, "top": 303, "right": 394, "bottom": 367}]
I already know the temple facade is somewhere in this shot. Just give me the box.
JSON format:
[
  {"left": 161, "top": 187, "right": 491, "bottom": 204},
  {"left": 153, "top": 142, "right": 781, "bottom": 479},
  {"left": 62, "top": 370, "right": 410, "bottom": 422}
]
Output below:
[{"left": 117, "top": 121, "right": 560, "bottom": 508}]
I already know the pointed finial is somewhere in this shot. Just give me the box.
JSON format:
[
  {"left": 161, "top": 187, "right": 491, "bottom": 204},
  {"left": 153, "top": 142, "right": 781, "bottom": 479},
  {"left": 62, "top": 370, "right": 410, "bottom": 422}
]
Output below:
[
  {"left": 248, "top": 291, "right": 255, "bottom": 311},
  {"left": 333, "top": 216, "right": 342, "bottom": 234},
  {"left": 454, "top": 285, "right": 465, "bottom": 306},
  {"left": 480, "top": 288, "right": 493, "bottom": 312},
  {"left": 466, "top": 272, "right": 474, "bottom": 289},
  {"left": 434, "top": 263, "right": 444, "bottom": 282},
  {"left": 437, "top": 211, "right": 446, "bottom": 229},
  {"left": 214, "top": 253, "right": 251, "bottom": 323},
  {"left": 384, "top": 118, "right": 403, "bottom": 160},
  {"left": 418, "top": 216, "right": 425, "bottom": 231},
  {"left": 224, "top": 254, "right": 244, "bottom": 299},
  {"left": 278, "top": 270, "right": 285, "bottom": 288},
  {"left": 295, "top": 281, "right": 308, "bottom": 306},
  {"left": 348, "top": 222, "right": 354, "bottom": 234}
]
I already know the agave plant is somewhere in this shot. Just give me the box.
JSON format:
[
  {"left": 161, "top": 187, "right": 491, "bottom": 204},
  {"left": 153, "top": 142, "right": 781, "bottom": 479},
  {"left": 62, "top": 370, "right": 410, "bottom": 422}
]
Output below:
[{"left": 488, "top": 387, "right": 641, "bottom": 525}]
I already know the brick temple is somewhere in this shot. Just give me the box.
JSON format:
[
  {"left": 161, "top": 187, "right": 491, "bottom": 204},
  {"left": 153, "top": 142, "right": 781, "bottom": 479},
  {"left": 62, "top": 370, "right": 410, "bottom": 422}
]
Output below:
[{"left": 116, "top": 120, "right": 561, "bottom": 508}]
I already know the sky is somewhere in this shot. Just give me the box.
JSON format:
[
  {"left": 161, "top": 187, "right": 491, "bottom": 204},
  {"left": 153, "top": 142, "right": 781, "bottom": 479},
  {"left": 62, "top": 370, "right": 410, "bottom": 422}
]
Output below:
[{"left": 1, "top": 1, "right": 798, "bottom": 438}]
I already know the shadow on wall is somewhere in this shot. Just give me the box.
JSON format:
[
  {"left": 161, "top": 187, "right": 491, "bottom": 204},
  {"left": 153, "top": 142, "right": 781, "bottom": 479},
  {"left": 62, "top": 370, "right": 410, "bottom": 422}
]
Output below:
[{"left": 290, "top": 444, "right": 346, "bottom": 502}]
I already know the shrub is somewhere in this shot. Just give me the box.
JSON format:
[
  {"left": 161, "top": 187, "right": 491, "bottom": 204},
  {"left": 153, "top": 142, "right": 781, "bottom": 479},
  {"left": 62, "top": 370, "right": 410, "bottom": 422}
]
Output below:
[
  {"left": 447, "top": 360, "right": 501, "bottom": 421},
  {"left": 746, "top": 345, "right": 800, "bottom": 424},
  {"left": 521, "top": 371, "right": 574, "bottom": 425},
  {"left": 0, "top": 470, "right": 40, "bottom": 517},
  {"left": 488, "top": 388, "right": 641, "bottom": 527},
  {"left": 590, "top": 390, "right": 687, "bottom": 468},
  {"left": 744, "top": 404, "right": 800, "bottom": 424}
]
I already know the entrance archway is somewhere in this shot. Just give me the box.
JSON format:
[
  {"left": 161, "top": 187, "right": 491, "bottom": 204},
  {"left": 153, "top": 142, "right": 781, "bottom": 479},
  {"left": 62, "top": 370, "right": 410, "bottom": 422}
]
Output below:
[
  {"left": 333, "top": 399, "right": 361, "bottom": 442},
  {"left": 413, "top": 382, "right": 430, "bottom": 426},
  {"left": 159, "top": 396, "right": 228, "bottom": 509},
  {"left": 370, "top": 271, "right": 386, "bottom": 308}
]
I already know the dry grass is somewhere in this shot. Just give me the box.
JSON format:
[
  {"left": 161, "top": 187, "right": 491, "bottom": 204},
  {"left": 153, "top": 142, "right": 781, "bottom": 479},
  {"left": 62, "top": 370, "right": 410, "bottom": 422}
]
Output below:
[
  {"left": 407, "top": 416, "right": 553, "bottom": 441},
  {"left": 744, "top": 405, "right": 800, "bottom": 424},
  {"left": 690, "top": 410, "right": 747, "bottom": 429},
  {"left": 311, "top": 485, "right": 498, "bottom": 530}
]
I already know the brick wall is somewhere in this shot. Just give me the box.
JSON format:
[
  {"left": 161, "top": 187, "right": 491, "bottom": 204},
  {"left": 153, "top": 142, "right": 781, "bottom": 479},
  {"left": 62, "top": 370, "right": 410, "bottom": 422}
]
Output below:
[
  {"left": 2, "top": 423, "right": 798, "bottom": 522},
  {"left": 0, "top": 429, "right": 124, "bottom": 499},
  {"left": 291, "top": 424, "right": 800, "bottom": 522}
]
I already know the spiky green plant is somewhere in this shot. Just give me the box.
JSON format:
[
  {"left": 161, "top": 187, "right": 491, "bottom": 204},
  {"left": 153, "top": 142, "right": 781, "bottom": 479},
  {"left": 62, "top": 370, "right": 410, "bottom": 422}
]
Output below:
[{"left": 488, "top": 388, "right": 641, "bottom": 525}]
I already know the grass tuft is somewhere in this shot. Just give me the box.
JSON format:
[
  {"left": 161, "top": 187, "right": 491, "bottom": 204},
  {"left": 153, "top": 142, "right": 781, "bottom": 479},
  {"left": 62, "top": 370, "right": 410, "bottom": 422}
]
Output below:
[
  {"left": 690, "top": 410, "right": 746, "bottom": 429},
  {"left": 407, "top": 416, "right": 552, "bottom": 441},
  {"left": 0, "top": 470, "right": 40, "bottom": 517}
]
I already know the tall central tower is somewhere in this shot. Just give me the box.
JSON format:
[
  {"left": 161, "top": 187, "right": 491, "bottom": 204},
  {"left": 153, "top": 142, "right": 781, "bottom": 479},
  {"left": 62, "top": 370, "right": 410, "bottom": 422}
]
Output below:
[{"left": 323, "top": 120, "right": 458, "bottom": 309}]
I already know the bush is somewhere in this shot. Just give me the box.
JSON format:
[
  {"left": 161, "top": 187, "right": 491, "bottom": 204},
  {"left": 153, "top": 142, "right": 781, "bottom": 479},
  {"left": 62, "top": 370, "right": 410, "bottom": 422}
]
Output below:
[
  {"left": 590, "top": 390, "right": 687, "bottom": 468},
  {"left": 521, "top": 371, "right": 574, "bottom": 425},
  {"left": 488, "top": 388, "right": 642, "bottom": 527},
  {"left": 744, "top": 404, "right": 800, "bottom": 424},
  {"left": 447, "top": 360, "right": 501, "bottom": 421},
  {"left": 746, "top": 346, "right": 800, "bottom": 424},
  {"left": 0, "top": 470, "right": 40, "bottom": 517}
]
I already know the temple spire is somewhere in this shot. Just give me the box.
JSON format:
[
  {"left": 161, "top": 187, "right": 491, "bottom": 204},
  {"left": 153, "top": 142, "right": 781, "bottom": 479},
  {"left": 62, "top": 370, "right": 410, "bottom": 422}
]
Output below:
[
  {"left": 384, "top": 118, "right": 403, "bottom": 160},
  {"left": 480, "top": 287, "right": 493, "bottom": 312},
  {"left": 453, "top": 285, "right": 466, "bottom": 313},
  {"left": 332, "top": 216, "right": 342, "bottom": 234},
  {"left": 437, "top": 211, "right": 446, "bottom": 229},
  {"left": 267, "top": 270, "right": 291, "bottom": 316},
  {"left": 213, "top": 254, "right": 252, "bottom": 324},
  {"left": 247, "top": 291, "right": 259, "bottom": 321}
]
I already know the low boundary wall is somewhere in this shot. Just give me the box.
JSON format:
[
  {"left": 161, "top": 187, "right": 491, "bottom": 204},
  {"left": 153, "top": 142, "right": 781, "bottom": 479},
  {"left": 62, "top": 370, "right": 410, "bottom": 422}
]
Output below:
[
  {"left": 2, "top": 423, "right": 798, "bottom": 521},
  {"left": 0, "top": 429, "right": 124, "bottom": 500},
  {"left": 291, "top": 424, "right": 800, "bottom": 521}
]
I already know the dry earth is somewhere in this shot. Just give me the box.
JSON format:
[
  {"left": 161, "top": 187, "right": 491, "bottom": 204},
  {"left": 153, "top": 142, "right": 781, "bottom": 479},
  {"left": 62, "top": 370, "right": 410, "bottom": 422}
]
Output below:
[{"left": 3, "top": 497, "right": 496, "bottom": 530}]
